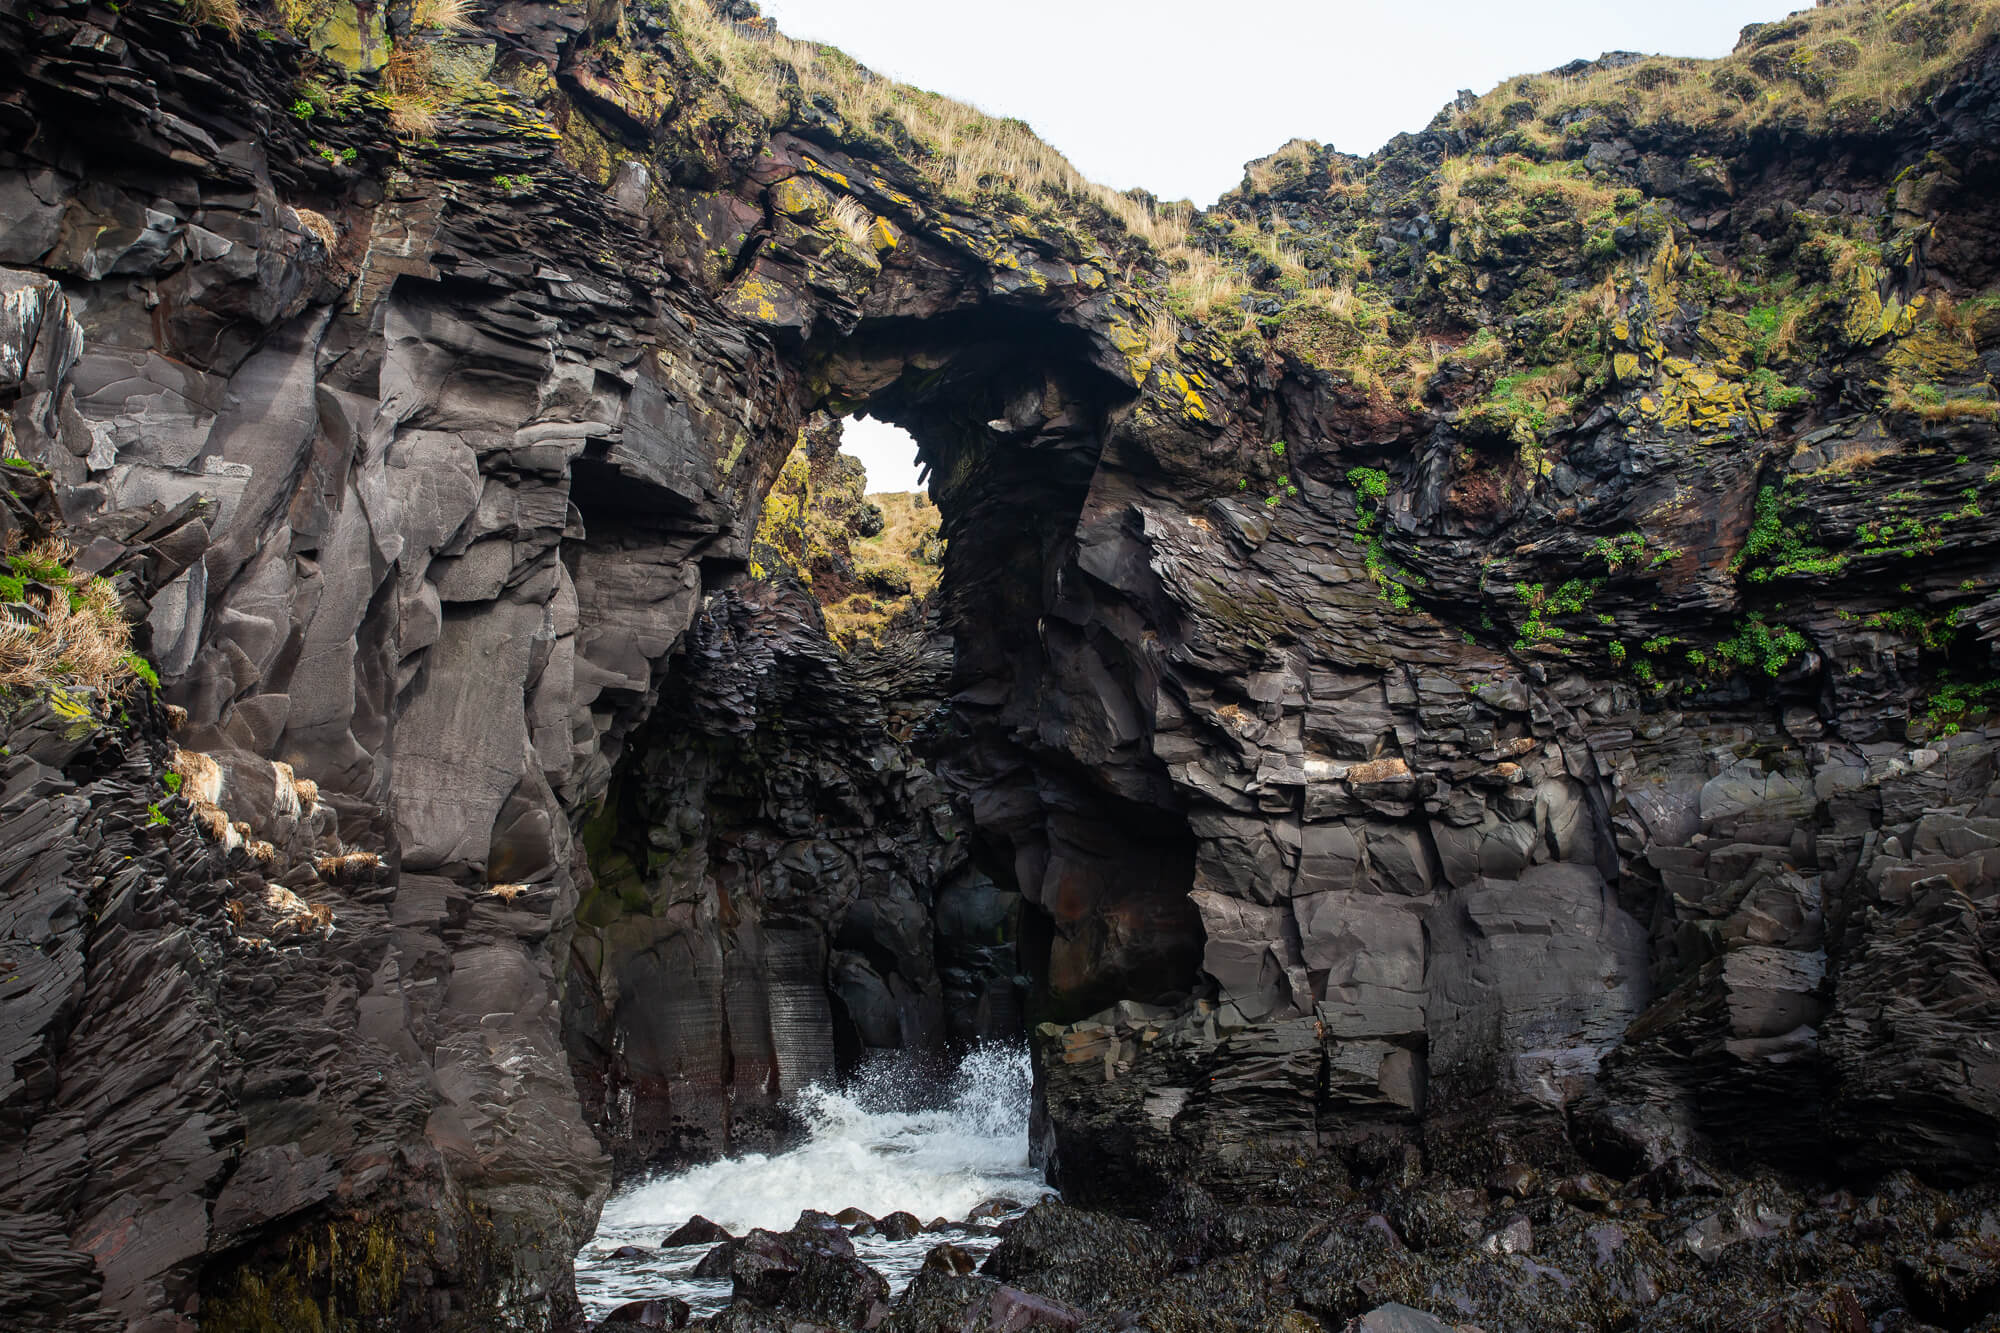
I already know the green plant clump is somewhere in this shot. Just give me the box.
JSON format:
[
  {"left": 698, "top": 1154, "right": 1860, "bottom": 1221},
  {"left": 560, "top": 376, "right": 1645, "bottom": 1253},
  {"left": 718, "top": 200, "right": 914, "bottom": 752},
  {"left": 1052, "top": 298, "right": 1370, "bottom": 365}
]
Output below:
[
  {"left": 1735, "top": 485, "right": 1845, "bottom": 581},
  {"left": 1714, "top": 615, "right": 1810, "bottom": 677},
  {"left": 1345, "top": 467, "right": 1415, "bottom": 610},
  {"left": 122, "top": 653, "right": 160, "bottom": 690},
  {"left": 1513, "top": 577, "right": 1600, "bottom": 652},
  {"left": 1924, "top": 676, "right": 2000, "bottom": 737}
]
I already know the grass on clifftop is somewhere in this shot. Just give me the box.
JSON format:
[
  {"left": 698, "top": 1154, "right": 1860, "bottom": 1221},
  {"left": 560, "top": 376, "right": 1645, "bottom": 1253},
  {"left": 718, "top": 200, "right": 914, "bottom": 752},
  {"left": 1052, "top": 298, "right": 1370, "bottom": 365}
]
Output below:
[
  {"left": 1452, "top": 0, "right": 2000, "bottom": 142},
  {"left": 671, "top": 0, "right": 1190, "bottom": 247},
  {"left": 825, "top": 492, "right": 942, "bottom": 649}
]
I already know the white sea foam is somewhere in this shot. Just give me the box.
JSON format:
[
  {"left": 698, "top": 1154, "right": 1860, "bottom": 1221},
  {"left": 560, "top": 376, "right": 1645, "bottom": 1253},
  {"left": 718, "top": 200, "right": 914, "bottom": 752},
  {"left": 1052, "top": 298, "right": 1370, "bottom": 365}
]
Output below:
[{"left": 576, "top": 1044, "right": 1050, "bottom": 1320}]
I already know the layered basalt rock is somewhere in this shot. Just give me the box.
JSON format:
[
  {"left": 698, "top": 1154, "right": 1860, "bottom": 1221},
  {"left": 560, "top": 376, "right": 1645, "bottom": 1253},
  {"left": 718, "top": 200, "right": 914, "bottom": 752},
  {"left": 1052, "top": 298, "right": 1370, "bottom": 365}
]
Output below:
[
  {"left": 3, "top": 0, "right": 2000, "bottom": 1327},
  {"left": 562, "top": 574, "right": 1024, "bottom": 1175}
]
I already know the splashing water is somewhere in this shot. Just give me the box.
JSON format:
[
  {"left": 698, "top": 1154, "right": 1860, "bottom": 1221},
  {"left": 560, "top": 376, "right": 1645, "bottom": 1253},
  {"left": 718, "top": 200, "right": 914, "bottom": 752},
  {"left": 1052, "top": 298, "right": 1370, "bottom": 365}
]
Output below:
[{"left": 575, "top": 1044, "right": 1051, "bottom": 1320}]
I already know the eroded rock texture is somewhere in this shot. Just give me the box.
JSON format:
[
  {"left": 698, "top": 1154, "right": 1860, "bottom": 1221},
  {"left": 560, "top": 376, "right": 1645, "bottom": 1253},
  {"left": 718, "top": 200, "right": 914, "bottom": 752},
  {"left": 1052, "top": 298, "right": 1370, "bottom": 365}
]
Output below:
[
  {"left": 563, "top": 577, "right": 1022, "bottom": 1174},
  {"left": 4, "top": 0, "right": 2000, "bottom": 1327}
]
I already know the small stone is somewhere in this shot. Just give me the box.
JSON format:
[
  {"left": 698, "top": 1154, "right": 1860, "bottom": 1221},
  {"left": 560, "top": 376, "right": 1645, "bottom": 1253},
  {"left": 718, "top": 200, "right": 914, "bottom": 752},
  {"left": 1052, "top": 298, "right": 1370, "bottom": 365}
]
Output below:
[{"left": 1479, "top": 1215, "right": 1533, "bottom": 1255}]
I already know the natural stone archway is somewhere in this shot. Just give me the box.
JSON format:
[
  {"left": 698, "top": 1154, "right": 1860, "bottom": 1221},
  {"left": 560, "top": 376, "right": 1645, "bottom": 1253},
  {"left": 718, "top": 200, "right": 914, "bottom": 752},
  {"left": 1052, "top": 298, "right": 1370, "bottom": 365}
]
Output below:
[
  {"left": 7, "top": 0, "right": 2000, "bottom": 1328},
  {"left": 560, "top": 304, "right": 1212, "bottom": 1177}
]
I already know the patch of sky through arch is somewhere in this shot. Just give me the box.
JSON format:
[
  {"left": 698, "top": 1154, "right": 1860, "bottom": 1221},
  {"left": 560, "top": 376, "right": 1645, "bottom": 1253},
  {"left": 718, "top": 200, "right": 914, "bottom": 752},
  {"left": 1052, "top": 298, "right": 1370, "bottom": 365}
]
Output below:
[{"left": 839, "top": 415, "right": 925, "bottom": 494}]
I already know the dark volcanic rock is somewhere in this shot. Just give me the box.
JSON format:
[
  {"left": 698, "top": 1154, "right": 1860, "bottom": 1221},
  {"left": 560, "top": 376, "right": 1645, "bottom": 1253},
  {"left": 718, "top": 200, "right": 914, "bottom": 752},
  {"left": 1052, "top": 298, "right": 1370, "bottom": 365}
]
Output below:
[
  {"left": 600, "top": 1296, "right": 693, "bottom": 1329},
  {"left": 5, "top": 0, "right": 2000, "bottom": 1327},
  {"left": 664, "top": 1216, "right": 736, "bottom": 1249}
]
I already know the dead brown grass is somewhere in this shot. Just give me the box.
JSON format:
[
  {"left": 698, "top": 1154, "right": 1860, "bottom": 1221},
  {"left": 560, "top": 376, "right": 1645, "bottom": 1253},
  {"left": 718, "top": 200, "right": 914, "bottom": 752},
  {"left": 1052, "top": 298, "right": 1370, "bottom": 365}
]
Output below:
[
  {"left": 827, "top": 194, "right": 876, "bottom": 248},
  {"left": 170, "top": 749, "right": 224, "bottom": 806},
  {"left": 293, "top": 208, "right": 338, "bottom": 252},
  {"left": 412, "top": 0, "right": 476, "bottom": 32},
  {"left": 1452, "top": 1, "right": 2000, "bottom": 140},
  {"left": 179, "top": 0, "right": 245, "bottom": 39},
  {"left": 0, "top": 539, "right": 137, "bottom": 702}
]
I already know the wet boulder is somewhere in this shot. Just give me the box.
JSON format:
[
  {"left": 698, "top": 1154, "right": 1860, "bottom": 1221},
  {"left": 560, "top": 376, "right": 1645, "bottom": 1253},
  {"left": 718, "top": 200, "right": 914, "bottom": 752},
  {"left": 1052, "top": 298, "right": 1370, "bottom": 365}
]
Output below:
[
  {"left": 922, "top": 1243, "right": 978, "bottom": 1275},
  {"left": 664, "top": 1215, "right": 735, "bottom": 1248},
  {"left": 697, "top": 1219, "right": 889, "bottom": 1329},
  {"left": 879, "top": 1269, "right": 1084, "bottom": 1333},
  {"left": 876, "top": 1211, "right": 924, "bottom": 1240},
  {"left": 980, "top": 1201, "right": 1172, "bottom": 1310},
  {"left": 597, "top": 1296, "right": 692, "bottom": 1329},
  {"left": 965, "top": 1196, "right": 1020, "bottom": 1221}
]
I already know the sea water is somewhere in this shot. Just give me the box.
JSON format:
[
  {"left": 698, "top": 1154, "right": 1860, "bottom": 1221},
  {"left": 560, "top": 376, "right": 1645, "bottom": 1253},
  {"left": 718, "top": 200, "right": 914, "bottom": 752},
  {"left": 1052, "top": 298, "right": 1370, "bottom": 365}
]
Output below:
[{"left": 574, "top": 1044, "right": 1051, "bottom": 1320}]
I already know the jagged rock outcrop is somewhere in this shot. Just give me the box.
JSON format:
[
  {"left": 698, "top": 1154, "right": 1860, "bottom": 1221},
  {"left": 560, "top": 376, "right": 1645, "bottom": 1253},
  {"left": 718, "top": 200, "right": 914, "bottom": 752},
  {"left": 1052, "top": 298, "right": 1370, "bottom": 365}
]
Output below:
[
  {"left": 4, "top": 0, "right": 2000, "bottom": 1327},
  {"left": 562, "top": 574, "right": 1020, "bottom": 1174}
]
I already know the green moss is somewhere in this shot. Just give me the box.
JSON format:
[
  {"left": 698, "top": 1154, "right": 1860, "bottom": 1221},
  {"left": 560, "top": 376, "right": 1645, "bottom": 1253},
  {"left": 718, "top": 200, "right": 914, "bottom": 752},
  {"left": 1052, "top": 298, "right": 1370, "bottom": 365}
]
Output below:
[
  {"left": 122, "top": 653, "right": 160, "bottom": 690},
  {"left": 202, "top": 1217, "right": 412, "bottom": 1333}
]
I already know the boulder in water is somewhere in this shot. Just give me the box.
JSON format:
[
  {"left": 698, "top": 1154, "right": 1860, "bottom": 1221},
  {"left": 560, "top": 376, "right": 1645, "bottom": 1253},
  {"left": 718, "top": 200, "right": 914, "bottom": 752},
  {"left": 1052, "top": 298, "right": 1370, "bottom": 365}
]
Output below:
[
  {"left": 608, "top": 1246, "right": 653, "bottom": 1261},
  {"left": 876, "top": 1211, "right": 924, "bottom": 1240},
  {"left": 922, "top": 1242, "right": 978, "bottom": 1275},
  {"left": 596, "top": 1296, "right": 691, "bottom": 1329},
  {"left": 695, "top": 1218, "right": 887, "bottom": 1327},
  {"left": 965, "top": 1196, "right": 1020, "bottom": 1221},
  {"left": 663, "top": 1215, "right": 734, "bottom": 1248},
  {"left": 834, "top": 1207, "right": 877, "bottom": 1227}
]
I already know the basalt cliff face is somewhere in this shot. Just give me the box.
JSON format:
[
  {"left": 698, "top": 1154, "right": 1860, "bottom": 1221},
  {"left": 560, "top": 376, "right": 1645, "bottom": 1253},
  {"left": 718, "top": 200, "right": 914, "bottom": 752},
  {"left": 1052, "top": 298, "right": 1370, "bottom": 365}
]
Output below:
[{"left": 4, "top": 0, "right": 2000, "bottom": 1328}]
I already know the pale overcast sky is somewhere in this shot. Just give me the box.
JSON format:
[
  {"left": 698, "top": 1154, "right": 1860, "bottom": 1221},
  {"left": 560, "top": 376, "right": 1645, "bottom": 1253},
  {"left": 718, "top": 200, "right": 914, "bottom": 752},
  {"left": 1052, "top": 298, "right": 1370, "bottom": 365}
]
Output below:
[{"left": 790, "top": 0, "right": 1807, "bottom": 490}]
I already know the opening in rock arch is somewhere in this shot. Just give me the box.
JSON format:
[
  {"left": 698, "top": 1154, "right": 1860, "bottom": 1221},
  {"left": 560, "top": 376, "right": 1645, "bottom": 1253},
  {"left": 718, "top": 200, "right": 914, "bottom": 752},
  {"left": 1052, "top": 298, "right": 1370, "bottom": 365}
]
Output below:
[{"left": 837, "top": 415, "right": 924, "bottom": 494}]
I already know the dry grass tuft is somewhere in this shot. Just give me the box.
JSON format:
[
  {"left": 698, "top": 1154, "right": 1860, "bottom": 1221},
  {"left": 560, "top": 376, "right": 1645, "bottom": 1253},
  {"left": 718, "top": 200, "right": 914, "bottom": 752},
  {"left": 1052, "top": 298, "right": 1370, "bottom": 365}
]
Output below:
[
  {"left": 293, "top": 777, "right": 320, "bottom": 809},
  {"left": 316, "top": 850, "right": 381, "bottom": 883},
  {"left": 827, "top": 194, "right": 875, "bottom": 247},
  {"left": 266, "top": 884, "right": 334, "bottom": 936},
  {"left": 171, "top": 749, "right": 224, "bottom": 805},
  {"left": 387, "top": 93, "right": 442, "bottom": 139},
  {"left": 488, "top": 883, "right": 530, "bottom": 902},
  {"left": 191, "top": 800, "right": 240, "bottom": 848},
  {"left": 293, "top": 208, "right": 338, "bottom": 253},
  {"left": 412, "top": 0, "right": 477, "bottom": 32},
  {"left": 179, "top": 0, "right": 246, "bottom": 39},
  {"left": 1146, "top": 306, "right": 1183, "bottom": 361},
  {"left": 0, "top": 538, "right": 139, "bottom": 702}
]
